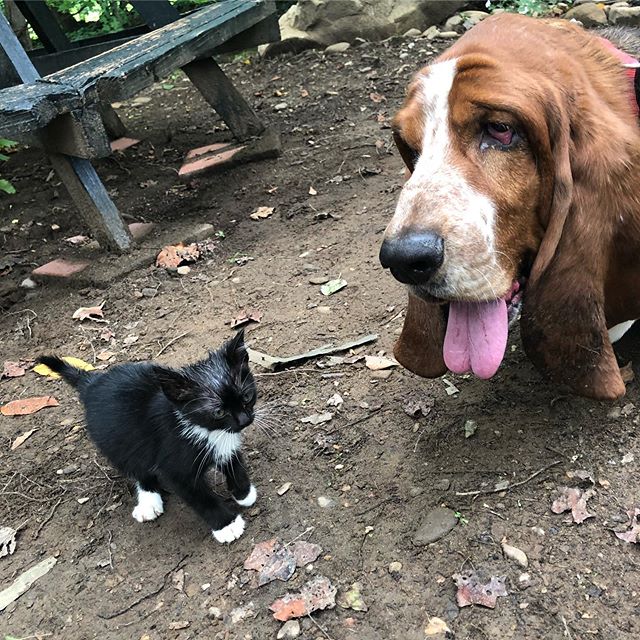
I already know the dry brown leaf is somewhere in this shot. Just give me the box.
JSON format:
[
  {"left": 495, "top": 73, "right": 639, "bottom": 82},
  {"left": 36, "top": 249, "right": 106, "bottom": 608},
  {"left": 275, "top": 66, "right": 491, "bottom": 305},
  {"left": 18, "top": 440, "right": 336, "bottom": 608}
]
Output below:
[
  {"left": 551, "top": 486, "right": 595, "bottom": 524},
  {"left": 155, "top": 243, "right": 200, "bottom": 269},
  {"left": 425, "top": 617, "right": 452, "bottom": 636},
  {"left": 11, "top": 428, "right": 37, "bottom": 450},
  {"left": 620, "top": 362, "right": 634, "bottom": 384},
  {"left": 250, "top": 206, "right": 274, "bottom": 220},
  {"left": 453, "top": 571, "right": 508, "bottom": 609},
  {"left": 1, "top": 396, "right": 59, "bottom": 416},
  {"left": 369, "top": 92, "right": 386, "bottom": 103},
  {"left": 72, "top": 302, "right": 105, "bottom": 322},
  {"left": 402, "top": 394, "right": 434, "bottom": 418},
  {"left": 231, "top": 308, "right": 263, "bottom": 329},
  {"left": 269, "top": 576, "right": 336, "bottom": 621},
  {"left": 96, "top": 351, "right": 115, "bottom": 362},
  {"left": 291, "top": 541, "right": 322, "bottom": 567},
  {"left": 365, "top": 355, "right": 398, "bottom": 370},
  {"left": 614, "top": 507, "right": 640, "bottom": 544},
  {"left": 2, "top": 361, "right": 28, "bottom": 379},
  {"left": 244, "top": 539, "right": 296, "bottom": 586},
  {"left": 100, "top": 328, "right": 115, "bottom": 342}
]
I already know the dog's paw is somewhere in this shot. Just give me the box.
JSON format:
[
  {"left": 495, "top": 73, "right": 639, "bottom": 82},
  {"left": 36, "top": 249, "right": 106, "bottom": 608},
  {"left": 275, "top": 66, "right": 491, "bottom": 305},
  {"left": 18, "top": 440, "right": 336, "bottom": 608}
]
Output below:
[
  {"left": 212, "top": 515, "right": 245, "bottom": 543},
  {"left": 132, "top": 490, "right": 164, "bottom": 523},
  {"left": 234, "top": 484, "right": 257, "bottom": 507}
]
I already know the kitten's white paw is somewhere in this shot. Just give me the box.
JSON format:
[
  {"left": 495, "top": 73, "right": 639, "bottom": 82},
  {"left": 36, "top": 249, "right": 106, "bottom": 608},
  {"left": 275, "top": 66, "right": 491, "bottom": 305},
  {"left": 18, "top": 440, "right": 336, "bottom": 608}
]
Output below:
[
  {"left": 234, "top": 484, "right": 257, "bottom": 507},
  {"left": 132, "top": 489, "right": 164, "bottom": 523},
  {"left": 212, "top": 515, "right": 245, "bottom": 543}
]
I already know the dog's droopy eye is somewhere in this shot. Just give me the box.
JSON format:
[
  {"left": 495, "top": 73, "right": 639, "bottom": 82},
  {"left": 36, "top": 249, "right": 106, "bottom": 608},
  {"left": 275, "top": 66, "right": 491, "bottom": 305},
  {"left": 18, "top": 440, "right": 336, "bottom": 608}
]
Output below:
[{"left": 481, "top": 122, "right": 518, "bottom": 150}]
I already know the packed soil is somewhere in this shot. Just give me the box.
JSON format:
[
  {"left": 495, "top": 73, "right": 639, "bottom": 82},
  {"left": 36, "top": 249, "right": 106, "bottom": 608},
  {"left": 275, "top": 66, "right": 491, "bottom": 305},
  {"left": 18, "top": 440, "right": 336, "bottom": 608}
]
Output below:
[{"left": 1, "top": 33, "right": 639, "bottom": 640}]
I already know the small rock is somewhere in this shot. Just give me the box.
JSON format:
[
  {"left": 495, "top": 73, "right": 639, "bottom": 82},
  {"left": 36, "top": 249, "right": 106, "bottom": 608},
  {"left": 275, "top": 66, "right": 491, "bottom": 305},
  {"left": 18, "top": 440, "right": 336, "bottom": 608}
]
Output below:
[
  {"left": 277, "top": 482, "right": 292, "bottom": 496},
  {"left": 501, "top": 539, "right": 529, "bottom": 568},
  {"left": 141, "top": 287, "right": 157, "bottom": 298},
  {"left": 168, "top": 621, "right": 190, "bottom": 630},
  {"left": 317, "top": 306, "right": 331, "bottom": 314},
  {"left": 325, "top": 42, "right": 351, "bottom": 54},
  {"left": 518, "top": 573, "right": 532, "bottom": 589},
  {"left": 424, "top": 616, "right": 453, "bottom": 637},
  {"left": 274, "top": 102, "right": 288, "bottom": 111},
  {"left": 444, "top": 14, "right": 464, "bottom": 29},
  {"left": 317, "top": 496, "right": 335, "bottom": 508},
  {"left": 208, "top": 606, "right": 223, "bottom": 619},
  {"left": 309, "top": 275, "right": 330, "bottom": 285},
  {"left": 564, "top": 2, "right": 608, "bottom": 26},
  {"left": 228, "top": 602, "right": 256, "bottom": 624},
  {"left": 403, "top": 28, "right": 422, "bottom": 37},
  {"left": 438, "top": 31, "right": 460, "bottom": 39},
  {"left": 436, "top": 478, "right": 451, "bottom": 492},
  {"left": 462, "top": 10, "right": 490, "bottom": 27},
  {"left": 20, "top": 278, "right": 37, "bottom": 289},
  {"left": 423, "top": 26, "right": 440, "bottom": 39},
  {"left": 277, "top": 620, "right": 301, "bottom": 639},
  {"left": 609, "top": 5, "right": 640, "bottom": 25},
  {"left": 413, "top": 507, "right": 458, "bottom": 546},
  {"left": 608, "top": 406, "right": 622, "bottom": 419},
  {"left": 388, "top": 561, "right": 402, "bottom": 574},
  {"left": 531, "top": 526, "right": 545, "bottom": 537},
  {"left": 176, "top": 265, "right": 191, "bottom": 275},
  {"left": 409, "top": 486, "right": 424, "bottom": 497}
]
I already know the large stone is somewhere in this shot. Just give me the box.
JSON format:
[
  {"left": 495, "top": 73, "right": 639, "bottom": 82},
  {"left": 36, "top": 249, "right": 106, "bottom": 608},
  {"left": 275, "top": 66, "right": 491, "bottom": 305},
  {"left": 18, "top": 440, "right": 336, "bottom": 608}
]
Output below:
[
  {"left": 413, "top": 507, "right": 458, "bottom": 546},
  {"left": 462, "top": 10, "right": 490, "bottom": 28},
  {"left": 443, "top": 13, "right": 464, "bottom": 30},
  {"left": 609, "top": 5, "right": 640, "bottom": 25},
  {"left": 266, "top": 0, "right": 466, "bottom": 55},
  {"left": 563, "top": 2, "right": 608, "bottom": 26}
]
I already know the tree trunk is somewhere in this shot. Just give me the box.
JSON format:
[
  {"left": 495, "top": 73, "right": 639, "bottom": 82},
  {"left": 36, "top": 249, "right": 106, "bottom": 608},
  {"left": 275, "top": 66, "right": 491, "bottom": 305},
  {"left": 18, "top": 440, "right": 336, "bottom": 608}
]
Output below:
[{"left": 4, "top": 0, "right": 32, "bottom": 50}]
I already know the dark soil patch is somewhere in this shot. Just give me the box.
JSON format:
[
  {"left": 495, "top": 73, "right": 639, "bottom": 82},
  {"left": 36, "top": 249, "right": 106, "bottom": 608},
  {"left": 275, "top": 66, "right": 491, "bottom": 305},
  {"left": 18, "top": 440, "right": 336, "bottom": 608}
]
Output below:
[{"left": 1, "top": 35, "right": 639, "bottom": 640}]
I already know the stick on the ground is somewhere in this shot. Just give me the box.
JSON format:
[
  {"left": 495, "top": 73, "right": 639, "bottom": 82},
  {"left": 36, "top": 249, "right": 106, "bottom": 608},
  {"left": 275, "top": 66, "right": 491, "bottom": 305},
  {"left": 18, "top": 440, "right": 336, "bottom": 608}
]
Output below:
[
  {"left": 155, "top": 331, "right": 190, "bottom": 358},
  {"left": 97, "top": 553, "right": 189, "bottom": 619},
  {"left": 33, "top": 496, "right": 64, "bottom": 539},
  {"left": 455, "top": 461, "right": 562, "bottom": 498}
]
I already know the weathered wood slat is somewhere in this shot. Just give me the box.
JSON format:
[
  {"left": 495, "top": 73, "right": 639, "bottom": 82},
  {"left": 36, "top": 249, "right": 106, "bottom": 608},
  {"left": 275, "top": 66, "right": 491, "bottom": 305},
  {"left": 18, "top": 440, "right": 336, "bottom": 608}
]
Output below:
[
  {"left": 14, "top": 0, "right": 72, "bottom": 53},
  {"left": 48, "top": 0, "right": 274, "bottom": 103}
]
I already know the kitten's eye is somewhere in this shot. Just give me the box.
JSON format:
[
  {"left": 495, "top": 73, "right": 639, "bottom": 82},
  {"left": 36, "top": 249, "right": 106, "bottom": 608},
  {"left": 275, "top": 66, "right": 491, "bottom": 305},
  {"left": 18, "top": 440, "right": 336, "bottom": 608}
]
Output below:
[
  {"left": 242, "top": 389, "right": 254, "bottom": 403},
  {"left": 213, "top": 408, "right": 227, "bottom": 420}
]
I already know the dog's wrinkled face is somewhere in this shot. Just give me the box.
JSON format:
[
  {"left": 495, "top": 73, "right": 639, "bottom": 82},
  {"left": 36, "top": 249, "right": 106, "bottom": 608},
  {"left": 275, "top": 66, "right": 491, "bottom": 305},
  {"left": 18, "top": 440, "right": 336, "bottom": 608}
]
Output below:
[{"left": 381, "top": 55, "right": 543, "bottom": 306}]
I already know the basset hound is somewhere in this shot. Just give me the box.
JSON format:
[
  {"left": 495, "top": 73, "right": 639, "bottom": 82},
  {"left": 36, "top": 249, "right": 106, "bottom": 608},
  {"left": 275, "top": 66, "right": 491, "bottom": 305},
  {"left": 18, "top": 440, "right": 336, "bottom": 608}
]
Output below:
[{"left": 379, "top": 13, "right": 640, "bottom": 400}]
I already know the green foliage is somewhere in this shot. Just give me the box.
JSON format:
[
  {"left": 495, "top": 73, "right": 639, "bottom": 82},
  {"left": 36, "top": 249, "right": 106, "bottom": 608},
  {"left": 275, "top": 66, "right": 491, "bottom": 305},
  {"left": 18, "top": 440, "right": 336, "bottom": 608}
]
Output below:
[
  {"left": 0, "top": 139, "right": 17, "bottom": 195},
  {"left": 485, "top": 0, "right": 554, "bottom": 17}
]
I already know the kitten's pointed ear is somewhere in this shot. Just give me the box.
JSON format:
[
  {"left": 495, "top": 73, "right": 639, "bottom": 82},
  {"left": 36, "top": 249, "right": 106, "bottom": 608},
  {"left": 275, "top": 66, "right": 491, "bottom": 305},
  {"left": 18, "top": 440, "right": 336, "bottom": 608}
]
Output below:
[
  {"left": 223, "top": 329, "right": 248, "bottom": 367},
  {"left": 152, "top": 365, "right": 194, "bottom": 404}
]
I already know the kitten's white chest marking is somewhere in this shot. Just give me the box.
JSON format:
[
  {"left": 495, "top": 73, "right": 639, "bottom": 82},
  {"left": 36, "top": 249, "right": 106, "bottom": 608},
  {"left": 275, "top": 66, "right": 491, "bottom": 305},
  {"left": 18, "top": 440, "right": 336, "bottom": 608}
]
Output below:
[{"left": 177, "top": 415, "right": 241, "bottom": 465}]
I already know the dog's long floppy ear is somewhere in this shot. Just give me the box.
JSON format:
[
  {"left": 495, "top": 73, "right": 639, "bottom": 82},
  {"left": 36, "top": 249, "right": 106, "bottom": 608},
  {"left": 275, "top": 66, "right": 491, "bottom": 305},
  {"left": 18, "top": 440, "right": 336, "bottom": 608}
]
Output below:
[
  {"left": 394, "top": 293, "right": 448, "bottom": 378},
  {"left": 520, "top": 97, "right": 625, "bottom": 400}
]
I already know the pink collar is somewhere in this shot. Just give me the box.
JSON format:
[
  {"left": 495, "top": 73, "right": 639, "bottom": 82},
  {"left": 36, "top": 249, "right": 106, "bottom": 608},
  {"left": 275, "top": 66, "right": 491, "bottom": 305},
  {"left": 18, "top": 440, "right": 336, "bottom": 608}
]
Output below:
[{"left": 597, "top": 36, "right": 639, "bottom": 117}]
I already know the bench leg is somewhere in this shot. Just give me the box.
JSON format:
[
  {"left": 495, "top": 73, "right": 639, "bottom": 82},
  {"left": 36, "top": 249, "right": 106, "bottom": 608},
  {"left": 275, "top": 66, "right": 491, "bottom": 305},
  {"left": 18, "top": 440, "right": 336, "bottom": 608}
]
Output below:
[
  {"left": 49, "top": 154, "right": 133, "bottom": 253},
  {"left": 183, "top": 58, "right": 264, "bottom": 141},
  {"left": 100, "top": 104, "right": 127, "bottom": 140}
]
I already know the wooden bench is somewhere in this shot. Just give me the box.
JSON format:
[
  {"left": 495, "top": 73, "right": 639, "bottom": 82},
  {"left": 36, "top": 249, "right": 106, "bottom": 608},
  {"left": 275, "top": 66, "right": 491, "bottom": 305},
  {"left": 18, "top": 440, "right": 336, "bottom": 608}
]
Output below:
[{"left": 0, "top": 0, "right": 280, "bottom": 252}]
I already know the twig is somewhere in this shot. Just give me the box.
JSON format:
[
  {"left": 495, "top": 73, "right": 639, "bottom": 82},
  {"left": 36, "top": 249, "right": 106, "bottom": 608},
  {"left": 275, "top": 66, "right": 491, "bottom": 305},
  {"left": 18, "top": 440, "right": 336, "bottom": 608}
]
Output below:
[
  {"left": 33, "top": 496, "right": 64, "bottom": 539},
  {"left": 307, "top": 614, "right": 335, "bottom": 640},
  {"left": 455, "top": 461, "right": 562, "bottom": 498},
  {"left": 155, "top": 331, "right": 190, "bottom": 358},
  {"left": 561, "top": 615, "right": 573, "bottom": 639},
  {"left": 355, "top": 496, "right": 396, "bottom": 517},
  {"left": 107, "top": 530, "right": 114, "bottom": 570},
  {"left": 283, "top": 526, "right": 314, "bottom": 548},
  {"left": 98, "top": 553, "right": 190, "bottom": 619}
]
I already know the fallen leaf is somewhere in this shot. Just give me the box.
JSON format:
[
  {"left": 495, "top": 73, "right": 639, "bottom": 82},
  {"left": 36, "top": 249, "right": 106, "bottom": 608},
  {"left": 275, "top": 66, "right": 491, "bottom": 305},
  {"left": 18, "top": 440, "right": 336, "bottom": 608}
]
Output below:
[
  {"left": 11, "top": 428, "right": 37, "bottom": 450},
  {"left": 501, "top": 538, "right": 528, "bottom": 568},
  {"left": 96, "top": 350, "right": 115, "bottom": 361},
  {"left": 369, "top": 92, "right": 386, "bottom": 103},
  {"left": 34, "top": 356, "right": 94, "bottom": 379},
  {"left": 231, "top": 308, "right": 263, "bottom": 329},
  {"left": 620, "top": 362, "right": 634, "bottom": 384},
  {"left": 72, "top": 302, "right": 105, "bottom": 322},
  {"left": 172, "top": 568, "right": 185, "bottom": 592},
  {"left": 453, "top": 571, "right": 508, "bottom": 609},
  {"left": 247, "top": 334, "right": 377, "bottom": 371},
  {"left": 425, "top": 617, "right": 452, "bottom": 636},
  {"left": 1, "top": 396, "right": 59, "bottom": 416},
  {"left": 401, "top": 395, "right": 434, "bottom": 418},
  {"left": 155, "top": 243, "right": 200, "bottom": 270},
  {"left": 364, "top": 355, "right": 398, "bottom": 370},
  {"left": 551, "top": 487, "right": 595, "bottom": 524},
  {"left": 300, "top": 412, "right": 333, "bottom": 425},
  {"left": 614, "top": 507, "right": 640, "bottom": 544},
  {"left": 565, "top": 469, "right": 595, "bottom": 485},
  {"left": 0, "top": 556, "right": 57, "bottom": 611},
  {"left": 243, "top": 539, "right": 296, "bottom": 586},
  {"left": 320, "top": 278, "right": 347, "bottom": 296},
  {"left": 442, "top": 378, "right": 460, "bottom": 395},
  {"left": 0, "top": 527, "right": 17, "bottom": 558},
  {"left": 76, "top": 497, "right": 90, "bottom": 505},
  {"left": 250, "top": 206, "right": 274, "bottom": 220},
  {"left": 338, "top": 582, "right": 368, "bottom": 612},
  {"left": 100, "top": 328, "right": 115, "bottom": 342},
  {"left": 291, "top": 541, "right": 322, "bottom": 567},
  {"left": 308, "top": 186, "right": 317, "bottom": 196},
  {"left": 2, "top": 361, "right": 27, "bottom": 379},
  {"left": 244, "top": 539, "right": 279, "bottom": 571},
  {"left": 464, "top": 419, "right": 478, "bottom": 439},
  {"left": 123, "top": 335, "right": 139, "bottom": 346},
  {"left": 277, "top": 482, "right": 292, "bottom": 496},
  {"left": 65, "top": 234, "right": 89, "bottom": 245},
  {"left": 270, "top": 576, "right": 337, "bottom": 621},
  {"left": 326, "top": 393, "right": 343, "bottom": 407}
]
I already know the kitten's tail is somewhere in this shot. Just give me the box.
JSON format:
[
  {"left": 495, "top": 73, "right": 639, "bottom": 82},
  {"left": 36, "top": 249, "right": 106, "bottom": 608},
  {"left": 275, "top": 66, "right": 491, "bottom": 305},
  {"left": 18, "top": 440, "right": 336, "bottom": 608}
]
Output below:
[{"left": 36, "top": 356, "right": 91, "bottom": 390}]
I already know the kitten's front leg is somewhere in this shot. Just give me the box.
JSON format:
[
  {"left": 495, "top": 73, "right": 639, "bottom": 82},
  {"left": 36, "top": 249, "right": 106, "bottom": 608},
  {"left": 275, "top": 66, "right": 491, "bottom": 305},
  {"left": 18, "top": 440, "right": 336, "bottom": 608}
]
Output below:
[
  {"left": 224, "top": 452, "right": 257, "bottom": 507},
  {"left": 166, "top": 473, "right": 245, "bottom": 544}
]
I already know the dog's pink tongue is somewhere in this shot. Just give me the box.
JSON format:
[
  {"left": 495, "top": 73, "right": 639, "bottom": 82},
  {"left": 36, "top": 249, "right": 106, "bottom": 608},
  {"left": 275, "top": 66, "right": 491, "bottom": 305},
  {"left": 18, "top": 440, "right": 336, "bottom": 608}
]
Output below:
[{"left": 443, "top": 299, "right": 508, "bottom": 379}]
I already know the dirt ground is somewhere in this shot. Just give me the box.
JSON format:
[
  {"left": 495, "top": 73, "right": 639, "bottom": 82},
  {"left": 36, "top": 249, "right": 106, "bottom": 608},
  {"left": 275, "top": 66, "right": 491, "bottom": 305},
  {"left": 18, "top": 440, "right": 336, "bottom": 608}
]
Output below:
[{"left": 1, "top": 33, "right": 640, "bottom": 640}]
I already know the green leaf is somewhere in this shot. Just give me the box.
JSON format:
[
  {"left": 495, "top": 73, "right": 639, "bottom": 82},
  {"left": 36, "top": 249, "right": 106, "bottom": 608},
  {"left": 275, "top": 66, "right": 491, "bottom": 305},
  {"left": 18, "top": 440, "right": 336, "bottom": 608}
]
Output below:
[
  {"left": 0, "top": 154, "right": 9, "bottom": 162},
  {"left": 320, "top": 278, "right": 347, "bottom": 296},
  {"left": 0, "top": 179, "right": 16, "bottom": 194},
  {"left": 161, "top": 83, "right": 175, "bottom": 90}
]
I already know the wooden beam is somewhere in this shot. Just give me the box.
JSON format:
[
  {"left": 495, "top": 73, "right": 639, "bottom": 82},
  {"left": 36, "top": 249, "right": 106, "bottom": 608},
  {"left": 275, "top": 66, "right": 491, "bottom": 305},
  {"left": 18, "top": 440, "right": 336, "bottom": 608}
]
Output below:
[{"left": 14, "top": 0, "right": 72, "bottom": 53}]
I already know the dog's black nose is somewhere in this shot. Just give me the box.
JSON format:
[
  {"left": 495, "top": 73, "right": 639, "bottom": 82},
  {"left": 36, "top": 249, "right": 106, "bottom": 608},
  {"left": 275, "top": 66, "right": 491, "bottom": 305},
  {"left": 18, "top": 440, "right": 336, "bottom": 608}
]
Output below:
[{"left": 379, "top": 231, "right": 445, "bottom": 285}]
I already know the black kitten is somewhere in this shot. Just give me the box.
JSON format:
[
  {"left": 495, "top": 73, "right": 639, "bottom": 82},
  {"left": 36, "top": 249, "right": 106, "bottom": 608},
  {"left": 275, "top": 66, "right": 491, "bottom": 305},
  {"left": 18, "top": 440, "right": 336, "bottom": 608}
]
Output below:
[{"left": 38, "top": 330, "right": 257, "bottom": 544}]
